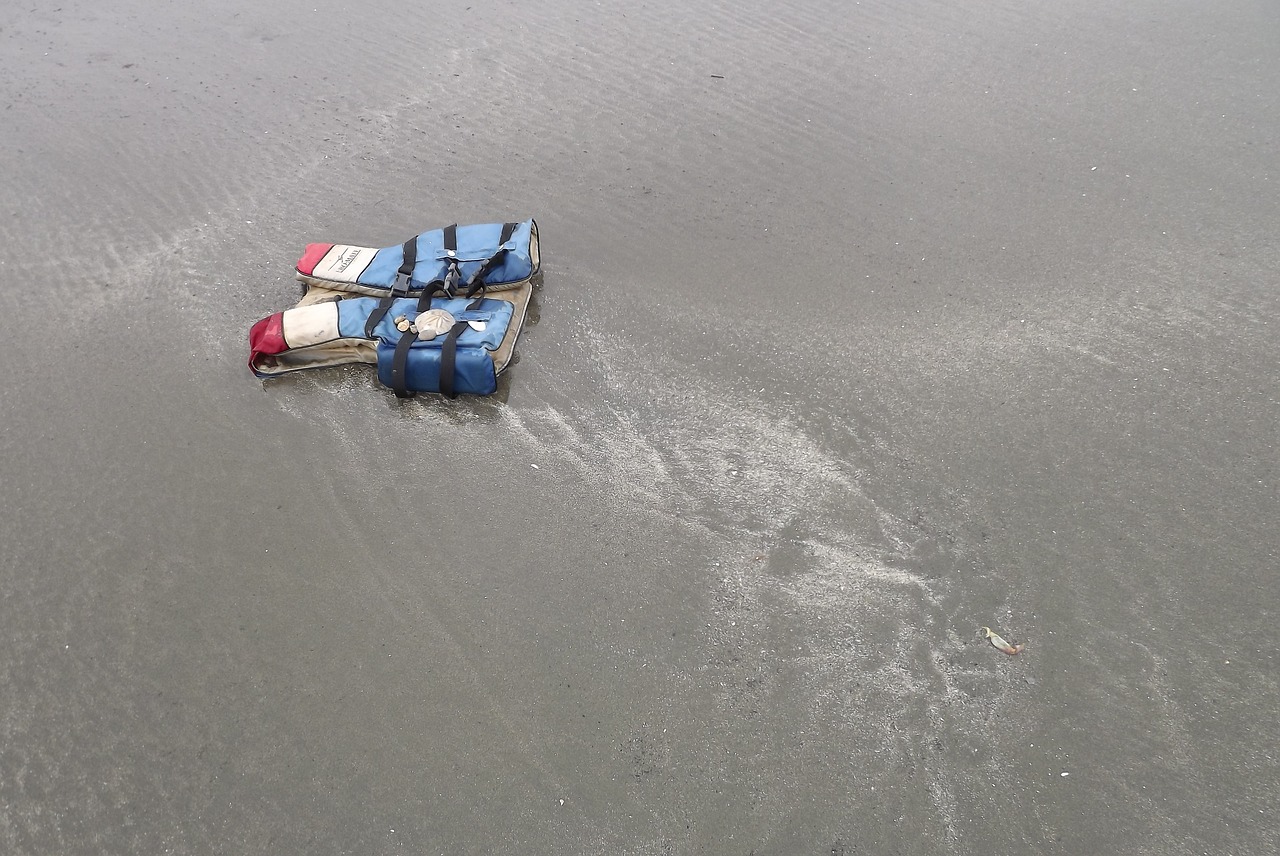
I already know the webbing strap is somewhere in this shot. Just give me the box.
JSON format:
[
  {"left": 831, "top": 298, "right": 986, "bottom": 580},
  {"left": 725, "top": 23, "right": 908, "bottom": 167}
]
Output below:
[
  {"left": 364, "top": 237, "right": 418, "bottom": 338},
  {"left": 368, "top": 284, "right": 407, "bottom": 337},
  {"left": 365, "top": 292, "right": 397, "bottom": 338},
  {"left": 464, "top": 251, "right": 506, "bottom": 298},
  {"left": 368, "top": 223, "right": 517, "bottom": 338},
  {"left": 438, "top": 320, "right": 472, "bottom": 399},
  {"left": 389, "top": 329, "right": 418, "bottom": 398},
  {"left": 398, "top": 236, "right": 417, "bottom": 278},
  {"left": 415, "top": 281, "right": 448, "bottom": 313},
  {"left": 442, "top": 224, "right": 461, "bottom": 295},
  {"left": 462, "top": 223, "right": 518, "bottom": 299},
  {"left": 391, "top": 319, "right": 472, "bottom": 399}
]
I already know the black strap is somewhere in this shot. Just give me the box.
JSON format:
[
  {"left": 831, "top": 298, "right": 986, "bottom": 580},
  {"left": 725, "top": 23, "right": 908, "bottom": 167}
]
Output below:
[
  {"left": 389, "top": 329, "right": 418, "bottom": 398},
  {"left": 392, "top": 319, "right": 471, "bottom": 399},
  {"left": 437, "top": 320, "right": 471, "bottom": 399},
  {"left": 398, "top": 236, "right": 417, "bottom": 279},
  {"left": 461, "top": 222, "right": 518, "bottom": 298},
  {"left": 441, "top": 224, "right": 461, "bottom": 294},
  {"left": 369, "top": 223, "right": 516, "bottom": 338},
  {"left": 364, "top": 293, "right": 397, "bottom": 338},
  {"left": 415, "top": 280, "right": 448, "bottom": 313},
  {"left": 463, "top": 250, "right": 507, "bottom": 298},
  {"left": 416, "top": 224, "right": 459, "bottom": 309},
  {"left": 364, "top": 237, "right": 418, "bottom": 338}
]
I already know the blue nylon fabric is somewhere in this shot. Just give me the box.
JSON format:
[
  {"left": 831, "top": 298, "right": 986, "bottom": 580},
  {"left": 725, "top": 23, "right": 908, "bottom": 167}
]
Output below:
[
  {"left": 331, "top": 295, "right": 513, "bottom": 395},
  {"left": 335, "top": 297, "right": 514, "bottom": 349},
  {"left": 374, "top": 341, "right": 498, "bottom": 395},
  {"left": 358, "top": 246, "right": 397, "bottom": 285},
  {"left": 356, "top": 220, "right": 536, "bottom": 290}
]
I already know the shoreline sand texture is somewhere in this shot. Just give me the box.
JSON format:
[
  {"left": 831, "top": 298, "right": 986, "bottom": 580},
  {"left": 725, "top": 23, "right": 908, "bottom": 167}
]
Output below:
[{"left": 2, "top": 1, "right": 1277, "bottom": 853}]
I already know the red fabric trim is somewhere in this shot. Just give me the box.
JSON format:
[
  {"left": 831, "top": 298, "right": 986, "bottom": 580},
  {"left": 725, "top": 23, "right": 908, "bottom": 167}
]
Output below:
[
  {"left": 248, "top": 313, "right": 287, "bottom": 374},
  {"left": 296, "top": 243, "right": 334, "bottom": 276}
]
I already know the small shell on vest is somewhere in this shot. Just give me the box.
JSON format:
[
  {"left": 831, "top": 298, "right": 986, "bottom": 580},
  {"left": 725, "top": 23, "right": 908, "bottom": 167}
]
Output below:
[
  {"left": 394, "top": 318, "right": 412, "bottom": 333},
  {"left": 415, "top": 308, "right": 456, "bottom": 341}
]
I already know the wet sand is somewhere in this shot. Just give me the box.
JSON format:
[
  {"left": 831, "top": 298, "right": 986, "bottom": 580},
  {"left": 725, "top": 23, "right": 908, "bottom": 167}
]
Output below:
[{"left": 2, "top": 0, "right": 1277, "bottom": 853}]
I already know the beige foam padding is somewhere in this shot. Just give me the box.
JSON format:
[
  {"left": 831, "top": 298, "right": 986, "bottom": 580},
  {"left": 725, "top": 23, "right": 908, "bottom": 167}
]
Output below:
[{"left": 254, "top": 335, "right": 378, "bottom": 376}]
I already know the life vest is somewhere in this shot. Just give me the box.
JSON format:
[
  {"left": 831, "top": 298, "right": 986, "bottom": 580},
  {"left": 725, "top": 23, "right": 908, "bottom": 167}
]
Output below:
[
  {"left": 248, "top": 220, "right": 539, "bottom": 398},
  {"left": 295, "top": 220, "right": 538, "bottom": 297}
]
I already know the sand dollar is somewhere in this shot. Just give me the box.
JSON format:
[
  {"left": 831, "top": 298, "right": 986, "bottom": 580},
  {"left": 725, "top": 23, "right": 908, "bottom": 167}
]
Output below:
[{"left": 415, "top": 308, "right": 456, "bottom": 340}]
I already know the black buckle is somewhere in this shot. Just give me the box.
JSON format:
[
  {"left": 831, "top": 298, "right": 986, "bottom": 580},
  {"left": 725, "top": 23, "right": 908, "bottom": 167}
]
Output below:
[{"left": 391, "top": 271, "right": 413, "bottom": 298}]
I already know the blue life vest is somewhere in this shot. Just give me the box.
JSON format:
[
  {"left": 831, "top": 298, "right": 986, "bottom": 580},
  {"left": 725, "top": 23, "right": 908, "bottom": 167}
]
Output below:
[
  {"left": 250, "top": 220, "right": 538, "bottom": 398},
  {"left": 295, "top": 220, "right": 539, "bottom": 297}
]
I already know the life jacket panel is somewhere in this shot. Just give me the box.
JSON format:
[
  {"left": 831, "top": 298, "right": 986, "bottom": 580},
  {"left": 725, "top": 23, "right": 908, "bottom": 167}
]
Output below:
[
  {"left": 295, "top": 220, "right": 539, "bottom": 297},
  {"left": 249, "top": 295, "right": 517, "bottom": 398}
]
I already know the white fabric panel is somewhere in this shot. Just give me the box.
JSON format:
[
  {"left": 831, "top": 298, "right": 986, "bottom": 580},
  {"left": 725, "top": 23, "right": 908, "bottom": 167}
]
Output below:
[
  {"left": 281, "top": 302, "right": 340, "bottom": 348},
  {"left": 312, "top": 244, "right": 378, "bottom": 283}
]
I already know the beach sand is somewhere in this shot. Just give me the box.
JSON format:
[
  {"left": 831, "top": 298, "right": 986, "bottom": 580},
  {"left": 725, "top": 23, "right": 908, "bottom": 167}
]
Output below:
[{"left": 1, "top": 0, "right": 1277, "bottom": 852}]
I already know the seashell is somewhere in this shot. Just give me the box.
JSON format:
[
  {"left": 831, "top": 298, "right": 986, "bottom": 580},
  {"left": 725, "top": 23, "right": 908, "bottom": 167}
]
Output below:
[
  {"left": 467, "top": 320, "right": 488, "bottom": 332},
  {"left": 395, "top": 318, "right": 412, "bottom": 333},
  {"left": 981, "top": 626, "right": 1024, "bottom": 655},
  {"left": 415, "top": 308, "right": 456, "bottom": 341}
]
